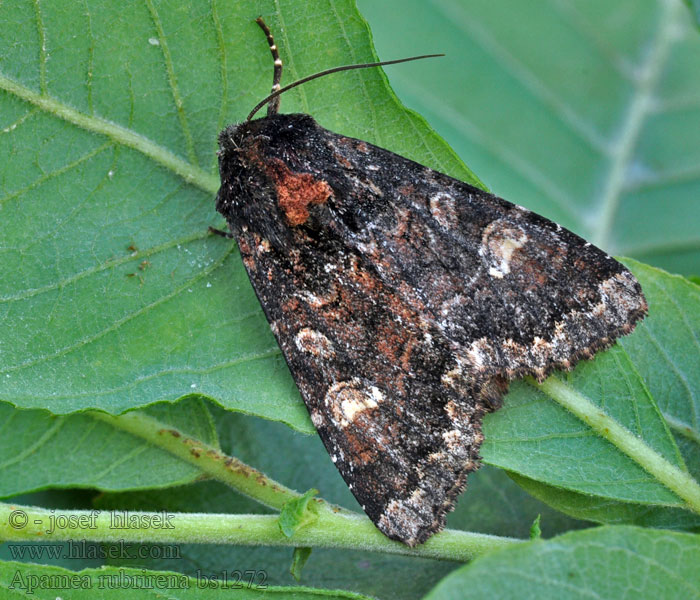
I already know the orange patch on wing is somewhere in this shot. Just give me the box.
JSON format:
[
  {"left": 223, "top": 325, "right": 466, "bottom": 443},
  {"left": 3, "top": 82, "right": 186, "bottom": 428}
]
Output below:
[{"left": 266, "top": 158, "right": 332, "bottom": 226}]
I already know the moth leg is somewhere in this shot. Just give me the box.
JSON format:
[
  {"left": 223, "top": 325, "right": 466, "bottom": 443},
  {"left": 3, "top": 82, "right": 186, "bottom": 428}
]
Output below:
[{"left": 208, "top": 226, "right": 234, "bottom": 239}]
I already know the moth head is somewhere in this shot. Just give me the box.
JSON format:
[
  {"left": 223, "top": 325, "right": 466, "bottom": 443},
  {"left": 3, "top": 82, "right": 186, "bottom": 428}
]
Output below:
[
  {"left": 215, "top": 18, "right": 441, "bottom": 250},
  {"left": 216, "top": 113, "right": 326, "bottom": 250}
]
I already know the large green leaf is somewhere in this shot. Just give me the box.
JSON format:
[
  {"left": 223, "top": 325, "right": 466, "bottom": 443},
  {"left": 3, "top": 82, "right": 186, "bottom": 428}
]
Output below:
[
  {"left": 2, "top": 0, "right": 699, "bottom": 539},
  {"left": 424, "top": 526, "right": 700, "bottom": 600},
  {"left": 481, "top": 261, "right": 700, "bottom": 523},
  {"left": 360, "top": 0, "right": 700, "bottom": 276},
  {"left": 2, "top": 0, "right": 697, "bottom": 450},
  {"left": 0, "top": 398, "right": 216, "bottom": 498},
  {"left": 0, "top": 0, "right": 475, "bottom": 429}
]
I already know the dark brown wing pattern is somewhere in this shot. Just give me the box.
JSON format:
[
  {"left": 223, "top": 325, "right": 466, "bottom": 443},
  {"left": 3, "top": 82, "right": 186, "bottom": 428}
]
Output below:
[{"left": 215, "top": 113, "right": 647, "bottom": 545}]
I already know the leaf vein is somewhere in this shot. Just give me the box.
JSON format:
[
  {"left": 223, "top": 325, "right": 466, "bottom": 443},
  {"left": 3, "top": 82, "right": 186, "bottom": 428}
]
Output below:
[
  {"left": 592, "top": 0, "right": 680, "bottom": 249},
  {"left": 0, "top": 245, "right": 235, "bottom": 374},
  {"left": 434, "top": 0, "right": 609, "bottom": 153},
  {"left": 144, "top": 0, "right": 199, "bottom": 167},
  {"left": 388, "top": 72, "right": 581, "bottom": 222},
  {"left": 211, "top": 0, "right": 228, "bottom": 166},
  {"left": 0, "top": 73, "right": 218, "bottom": 193},
  {"left": 0, "top": 142, "right": 112, "bottom": 210},
  {"left": 0, "top": 416, "right": 65, "bottom": 470},
  {"left": 33, "top": 0, "right": 48, "bottom": 95},
  {"left": 0, "top": 230, "right": 216, "bottom": 304}
]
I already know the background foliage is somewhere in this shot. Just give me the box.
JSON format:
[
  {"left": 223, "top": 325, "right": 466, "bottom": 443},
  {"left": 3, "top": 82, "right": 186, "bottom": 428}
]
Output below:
[{"left": 0, "top": 0, "right": 699, "bottom": 598}]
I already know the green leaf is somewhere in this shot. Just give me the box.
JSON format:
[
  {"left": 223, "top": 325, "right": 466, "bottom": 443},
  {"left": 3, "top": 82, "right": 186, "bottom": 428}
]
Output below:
[
  {"left": 481, "top": 260, "right": 700, "bottom": 521},
  {"left": 509, "top": 471, "right": 700, "bottom": 530},
  {"left": 0, "top": 0, "right": 474, "bottom": 430},
  {"left": 424, "top": 526, "right": 700, "bottom": 600},
  {"left": 290, "top": 547, "right": 313, "bottom": 582},
  {"left": 279, "top": 489, "right": 319, "bottom": 538},
  {"left": 75, "top": 410, "right": 579, "bottom": 600},
  {"left": 2, "top": 0, "right": 697, "bottom": 450},
  {"left": 684, "top": 0, "right": 700, "bottom": 28},
  {"left": 528, "top": 515, "right": 541, "bottom": 540},
  {"left": 618, "top": 263, "right": 700, "bottom": 465},
  {"left": 0, "top": 398, "right": 219, "bottom": 498},
  {"left": 2, "top": 4, "right": 699, "bottom": 595},
  {"left": 360, "top": 0, "right": 700, "bottom": 276},
  {"left": 0, "top": 560, "right": 372, "bottom": 599},
  {"left": 519, "top": 261, "right": 700, "bottom": 527}
]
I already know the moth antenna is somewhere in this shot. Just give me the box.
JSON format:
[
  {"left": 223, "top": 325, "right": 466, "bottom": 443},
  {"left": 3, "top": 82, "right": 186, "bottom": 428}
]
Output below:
[
  {"left": 247, "top": 48, "right": 444, "bottom": 122},
  {"left": 255, "top": 17, "right": 283, "bottom": 116}
]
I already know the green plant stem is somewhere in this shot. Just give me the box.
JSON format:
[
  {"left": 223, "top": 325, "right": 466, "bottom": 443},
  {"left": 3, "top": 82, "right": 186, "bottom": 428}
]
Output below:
[
  {"left": 0, "top": 502, "right": 521, "bottom": 562},
  {"left": 534, "top": 376, "right": 700, "bottom": 515},
  {"left": 0, "top": 73, "right": 219, "bottom": 194},
  {"left": 663, "top": 412, "right": 700, "bottom": 445},
  {"left": 84, "top": 410, "right": 523, "bottom": 560},
  {"left": 89, "top": 411, "right": 301, "bottom": 511}
]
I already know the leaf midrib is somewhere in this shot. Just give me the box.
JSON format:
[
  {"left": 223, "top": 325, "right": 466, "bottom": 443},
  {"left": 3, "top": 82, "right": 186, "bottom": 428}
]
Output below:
[
  {"left": 431, "top": 0, "right": 687, "bottom": 256},
  {"left": 0, "top": 72, "right": 219, "bottom": 195},
  {"left": 592, "top": 0, "right": 682, "bottom": 251}
]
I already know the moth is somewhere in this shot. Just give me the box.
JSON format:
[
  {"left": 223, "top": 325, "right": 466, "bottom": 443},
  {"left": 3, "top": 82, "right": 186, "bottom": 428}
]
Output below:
[{"left": 213, "top": 18, "right": 648, "bottom": 546}]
